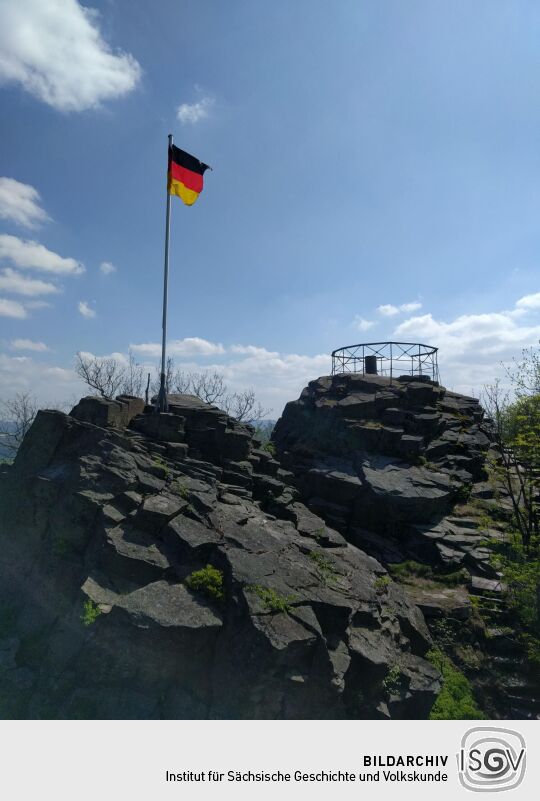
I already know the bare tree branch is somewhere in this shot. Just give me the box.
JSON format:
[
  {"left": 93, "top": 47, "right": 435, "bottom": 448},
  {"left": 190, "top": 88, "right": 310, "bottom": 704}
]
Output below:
[
  {"left": 223, "top": 388, "right": 271, "bottom": 423},
  {"left": 75, "top": 352, "right": 126, "bottom": 399},
  {"left": 123, "top": 350, "right": 145, "bottom": 397},
  {"left": 76, "top": 351, "right": 148, "bottom": 400},
  {"left": 0, "top": 392, "right": 39, "bottom": 456},
  {"left": 171, "top": 369, "right": 191, "bottom": 394},
  {"left": 189, "top": 371, "right": 228, "bottom": 405}
]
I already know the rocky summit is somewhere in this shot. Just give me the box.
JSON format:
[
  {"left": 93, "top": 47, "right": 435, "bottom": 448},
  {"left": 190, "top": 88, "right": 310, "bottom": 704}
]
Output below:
[
  {"left": 0, "top": 376, "right": 537, "bottom": 719},
  {"left": 0, "top": 391, "right": 439, "bottom": 720},
  {"left": 274, "top": 373, "right": 540, "bottom": 718}
]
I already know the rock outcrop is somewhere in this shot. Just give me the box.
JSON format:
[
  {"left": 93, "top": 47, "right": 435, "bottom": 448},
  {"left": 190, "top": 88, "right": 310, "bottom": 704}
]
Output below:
[
  {"left": 273, "top": 373, "right": 540, "bottom": 719},
  {"left": 273, "top": 374, "right": 492, "bottom": 568},
  {"left": 0, "top": 393, "right": 440, "bottom": 720}
]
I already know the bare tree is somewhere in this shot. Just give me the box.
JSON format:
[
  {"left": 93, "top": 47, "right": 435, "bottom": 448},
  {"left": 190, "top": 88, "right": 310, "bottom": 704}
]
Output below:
[
  {"left": 146, "top": 357, "right": 272, "bottom": 422},
  {"left": 0, "top": 392, "right": 39, "bottom": 456},
  {"left": 171, "top": 369, "right": 191, "bottom": 394},
  {"left": 123, "top": 351, "right": 145, "bottom": 397},
  {"left": 76, "top": 351, "right": 147, "bottom": 399},
  {"left": 190, "top": 370, "right": 228, "bottom": 405},
  {"left": 223, "top": 388, "right": 270, "bottom": 423},
  {"left": 75, "top": 352, "right": 126, "bottom": 399}
]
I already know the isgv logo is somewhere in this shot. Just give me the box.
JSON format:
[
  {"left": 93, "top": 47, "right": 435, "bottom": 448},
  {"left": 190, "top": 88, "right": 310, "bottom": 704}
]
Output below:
[{"left": 458, "top": 727, "right": 526, "bottom": 792}]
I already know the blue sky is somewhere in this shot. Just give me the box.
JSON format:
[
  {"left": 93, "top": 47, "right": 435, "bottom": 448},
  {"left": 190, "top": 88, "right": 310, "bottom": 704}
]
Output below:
[{"left": 0, "top": 0, "right": 539, "bottom": 415}]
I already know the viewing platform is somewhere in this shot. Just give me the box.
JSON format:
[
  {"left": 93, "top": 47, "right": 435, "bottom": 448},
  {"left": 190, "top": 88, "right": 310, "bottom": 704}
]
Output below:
[{"left": 331, "top": 341, "right": 439, "bottom": 383}]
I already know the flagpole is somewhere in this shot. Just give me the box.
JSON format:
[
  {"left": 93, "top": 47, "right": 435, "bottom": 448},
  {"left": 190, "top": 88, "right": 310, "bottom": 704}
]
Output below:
[{"left": 157, "top": 132, "right": 173, "bottom": 412}]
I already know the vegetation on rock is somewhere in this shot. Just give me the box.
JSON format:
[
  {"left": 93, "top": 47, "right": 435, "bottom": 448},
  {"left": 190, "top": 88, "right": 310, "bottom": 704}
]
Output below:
[
  {"left": 246, "top": 585, "right": 297, "bottom": 613},
  {"left": 427, "top": 649, "right": 486, "bottom": 720},
  {"left": 185, "top": 565, "right": 225, "bottom": 602},
  {"left": 81, "top": 599, "right": 102, "bottom": 626}
]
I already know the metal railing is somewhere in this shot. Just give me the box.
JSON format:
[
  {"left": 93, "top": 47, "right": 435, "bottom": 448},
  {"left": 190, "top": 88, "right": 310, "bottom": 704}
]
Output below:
[{"left": 331, "top": 341, "right": 439, "bottom": 383}]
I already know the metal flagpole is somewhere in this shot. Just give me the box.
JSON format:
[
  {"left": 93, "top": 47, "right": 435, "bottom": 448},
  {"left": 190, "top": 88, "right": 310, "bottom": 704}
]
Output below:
[{"left": 157, "top": 133, "right": 173, "bottom": 412}]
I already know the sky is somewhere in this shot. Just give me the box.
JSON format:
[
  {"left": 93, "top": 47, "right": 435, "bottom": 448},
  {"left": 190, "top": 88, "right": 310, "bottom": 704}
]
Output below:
[{"left": 0, "top": 0, "right": 539, "bottom": 417}]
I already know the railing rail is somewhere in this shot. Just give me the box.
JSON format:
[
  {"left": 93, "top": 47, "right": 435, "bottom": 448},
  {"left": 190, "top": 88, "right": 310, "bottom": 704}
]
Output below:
[{"left": 331, "top": 341, "right": 439, "bottom": 383}]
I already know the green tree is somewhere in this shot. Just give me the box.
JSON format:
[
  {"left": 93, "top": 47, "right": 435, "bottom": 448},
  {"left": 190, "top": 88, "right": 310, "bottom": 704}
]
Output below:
[
  {"left": 483, "top": 347, "right": 539, "bottom": 549},
  {"left": 483, "top": 346, "right": 540, "bottom": 645}
]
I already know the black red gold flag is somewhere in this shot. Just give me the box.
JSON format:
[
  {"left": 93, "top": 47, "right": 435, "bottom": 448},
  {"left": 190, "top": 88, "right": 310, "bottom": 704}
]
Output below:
[{"left": 167, "top": 144, "right": 210, "bottom": 206}]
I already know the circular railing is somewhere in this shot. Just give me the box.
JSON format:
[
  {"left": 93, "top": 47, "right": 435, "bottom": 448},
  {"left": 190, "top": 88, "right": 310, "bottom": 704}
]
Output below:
[{"left": 331, "top": 341, "right": 439, "bottom": 383}]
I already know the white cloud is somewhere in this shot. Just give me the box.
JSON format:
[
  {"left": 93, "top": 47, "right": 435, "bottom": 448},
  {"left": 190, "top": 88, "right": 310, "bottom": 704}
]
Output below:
[
  {"left": 377, "top": 301, "right": 422, "bottom": 316},
  {"left": 0, "top": 234, "right": 84, "bottom": 275},
  {"left": 0, "top": 297, "right": 27, "bottom": 318},
  {"left": 400, "top": 301, "right": 422, "bottom": 313},
  {"left": 177, "top": 96, "right": 214, "bottom": 124},
  {"left": 0, "top": 267, "right": 60, "bottom": 296},
  {"left": 0, "top": 352, "right": 84, "bottom": 404},
  {"left": 0, "top": 0, "right": 141, "bottom": 112},
  {"left": 353, "top": 316, "right": 375, "bottom": 332},
  {"left": 89, "top": 342, "right": 330, "bottom": 416},
  {"left": 207, "top": 348, "right": 329, "bottom": 414},
  {"left": 515, "top": 291, "right": 540, "bottom": 311},
  {"left": 393, "top": 296, "right": 540, "bottom": 394},
  {"left": 230, "top": 344, "right": 280, "bottom": 357},
  {"left": 377, "top": 304, "right": 400, "bottom": 316},
  {"left": 99, "top": 260, "right": 117, "bottom": 275},
  {"left": 4, "top": 291, "right": 539, "bottom": 417},
  {"left": 130, "top": 337, "right": 225, "bottom": 357},
  {"left": 0, "top": 177, "right": 49, "bottom": 228},
  {"left": 10, "top": 338, "right": 49, "bottom": 352},
  {"left": 78, "top": 301, "right": 95, "bottom": 318}
]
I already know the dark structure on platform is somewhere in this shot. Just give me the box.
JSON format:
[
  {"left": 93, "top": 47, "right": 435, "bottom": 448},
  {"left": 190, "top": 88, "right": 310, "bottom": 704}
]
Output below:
[{"left": 331, "top": 341, "right": 439, "bottom": 383}]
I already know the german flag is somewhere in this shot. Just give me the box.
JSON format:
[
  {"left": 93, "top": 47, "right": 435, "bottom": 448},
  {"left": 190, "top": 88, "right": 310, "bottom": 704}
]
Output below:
[{"left": 168, "top": 144, "right": 210, "bottom": 206}]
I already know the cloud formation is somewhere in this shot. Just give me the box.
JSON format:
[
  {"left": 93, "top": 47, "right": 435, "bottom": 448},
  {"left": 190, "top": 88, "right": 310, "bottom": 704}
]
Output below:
[
  {"left": 130, "top": 337, "right": 225, "bottom": 357},
  {"left": 0, "top": 298, "right": 26, "bottom": 318},
  {"left": 0, "top": 0, "right": 141, "bottom": 111},
  {"left": 377, "top": 301, "right": 422, "bottom": 316},
  {"left": 99, "top": 261, "right": 117, "bottom": 275},
  {"left": 10, "top": 338, "right": 49, "bottom": 352},
  {"left": 353, "top": 316, "right": 376, "bottom": 332},
  {"left": 516, "top": 291, "right": 540, "bottom": 311},
  {"left": 2, "top": 290, "right": 539, "bottom": 414},
  {"left": 0, "top": 267, "right": 60, "bottom": 296},
  {"left": 0, "top": 234, "right": 84, "bottom": 275},
  {"left": 0, "top": 351, "right": 82, "bottom": 401},
  {"left": 393, "top": 295, "right": 540, "bottom": 393},
  {"left": 78, "top": 301, "right": 95, "bottom": 319},
  {"left": 0, "top": 177, "right": 49, "bottom": 228},
  {"left": 177, "top": 96, "right": 214, "bottom": 124}
]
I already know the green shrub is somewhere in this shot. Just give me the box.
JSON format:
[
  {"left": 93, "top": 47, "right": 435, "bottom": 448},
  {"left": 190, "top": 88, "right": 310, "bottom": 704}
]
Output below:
[
  {"left": 374, "top": 575, "right": 391, "bottom": 594},
  {"left": 185, "top": 565, "right": 225, "bottom": 602},
  {"left": 81, "top": 599, "right": 102, "bottom": 626},
  {"left": 388, "top": 560, "right": 432, "bottom": 580},
  {"left": 172, "top": 479, "right": 189, "bottom": 499},
  {"left": 522, "top": 633, "right": 540, "bottom": 667},
  {"left": 247, "top": 585, "right": 296, "bottom": 613},
  {"left": 454, "top": 483, "right": 472, "bottom": 503},
  {"left": 151, "top": 457, "right": 170, "bottom": 478},
  {"left": 427, "top": 648, "right": 486, "bottom": 720},
  {"left": 388, "top": 560, "right": 467, "bottom": 586},
  {"left": 309, "top": 550, "right": 337, "bottom": 583},
  {"left": 382, "top": 664, "right": 403, "bottom": 696}
]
